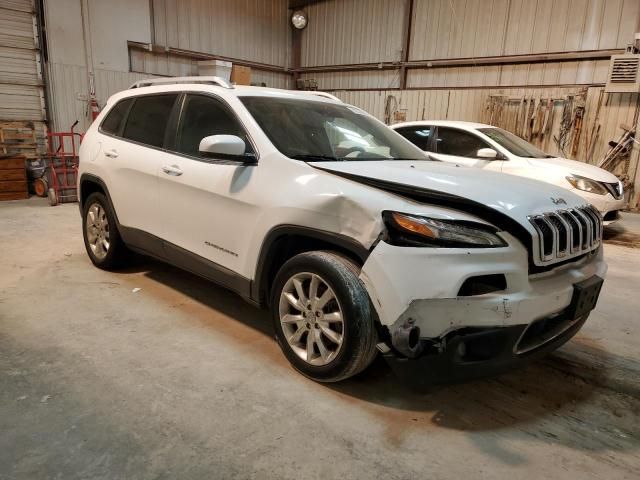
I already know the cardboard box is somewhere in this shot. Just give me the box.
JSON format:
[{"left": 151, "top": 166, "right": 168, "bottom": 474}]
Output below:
[
  {"left": 231, "top": 65, "right": 252, "bottom": 85},
  {"left": 197, "top": 60, "right": 232, "bottom": 81}
]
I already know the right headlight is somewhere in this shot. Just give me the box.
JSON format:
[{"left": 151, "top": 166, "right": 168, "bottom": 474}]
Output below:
[
  {"left": 382, "top": 211, "right": 507, "bottom": 248},
  {"left": 566, "top": 175, "right": 608, "bottom": 195}
]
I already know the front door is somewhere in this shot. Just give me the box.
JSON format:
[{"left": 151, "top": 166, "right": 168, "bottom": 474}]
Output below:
[{"left": 154, "top": 93, "right": 261, "bottom": 278}]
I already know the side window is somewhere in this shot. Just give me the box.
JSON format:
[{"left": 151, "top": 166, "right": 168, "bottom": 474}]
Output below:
[
  {"left": 394, "top": 126, "right": 433, "bottom": 151},
  {"left": 122, "top": 94, "right": 178, "bottom": 148},
  {"left": 435, "top": 127, "right": 490, "bottom": 157},
  {"left": 176, "top": 94, "right": 255, "bottom": 158},
  {"left": 100, "top": 98, "right": 132, "bottom": 136}
]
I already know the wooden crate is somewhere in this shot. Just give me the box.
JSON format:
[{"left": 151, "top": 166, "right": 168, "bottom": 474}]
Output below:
[
  {"left": 0, "top": 155, "right": 28, "bottom": 200},
  {"left": 0, "top": 122, "right": 39, "bottom": 160}
]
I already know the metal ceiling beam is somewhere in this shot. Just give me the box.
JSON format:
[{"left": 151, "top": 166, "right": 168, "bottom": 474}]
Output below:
[{"left": 293, "top": 49, "right": 625, "bottom": 74}]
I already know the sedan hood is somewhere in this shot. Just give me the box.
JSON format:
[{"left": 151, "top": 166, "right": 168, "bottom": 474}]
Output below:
[
  {"left": 312, "top": 160, "right": 587, "bottom": 224},
  {"left": 525, "top": 156, "right": 618, "bottom": 183}
]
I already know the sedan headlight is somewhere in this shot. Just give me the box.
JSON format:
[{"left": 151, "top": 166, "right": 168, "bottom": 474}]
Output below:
[
  {"left": 566, "top": 175, "right": 608, "bottom": 195},
  {"left": 383, "top": 211, "right": 507, "bottom": 248}
]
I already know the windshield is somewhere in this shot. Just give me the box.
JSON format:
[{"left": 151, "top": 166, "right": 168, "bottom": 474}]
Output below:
[
  {"left": 478, "top": 127, "right": 553, "bottom": 159},
  {"left": 240, "top": 96, "right": 427, "bottom": 161}
]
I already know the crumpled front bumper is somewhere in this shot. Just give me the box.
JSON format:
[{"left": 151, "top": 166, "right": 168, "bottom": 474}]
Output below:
[
  {"left": 359, "top": 235, "right": 607, "bottom": 385},
  {"left": 382, "top": 314, "right": 588, "bottom": 388}
]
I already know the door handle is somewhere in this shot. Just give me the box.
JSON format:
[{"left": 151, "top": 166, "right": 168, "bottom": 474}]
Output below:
[
  {"left": 162, "top": 165, "right": 183, "bottom": 176},
  {"left": 104, "top": 149, "right": 119, "bottom": 158}
]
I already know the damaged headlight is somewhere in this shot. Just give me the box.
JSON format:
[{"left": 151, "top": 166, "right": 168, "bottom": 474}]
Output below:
[
  {"left": 566, "top": 175, "right": 608, "bottom": 195},
  {"left": 382, "top": 211, "right": 507, "bottom": 248}
]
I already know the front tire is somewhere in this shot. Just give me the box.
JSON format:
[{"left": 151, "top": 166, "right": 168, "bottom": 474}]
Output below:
[
  {"left": 271, "top": 251, "right": 378, "bottom": 382},
  {"left": 82, "top": 192, "right": 128, "bottom": 270}
]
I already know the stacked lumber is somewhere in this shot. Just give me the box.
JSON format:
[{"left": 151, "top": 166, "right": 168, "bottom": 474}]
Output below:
[{"left": 0, "top": 155, "right": 28, "bottom": 201}]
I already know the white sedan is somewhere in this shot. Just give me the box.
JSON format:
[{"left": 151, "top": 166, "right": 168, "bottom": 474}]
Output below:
[{"left": 392, "top": 120, "right": 625, "bottom": 224}]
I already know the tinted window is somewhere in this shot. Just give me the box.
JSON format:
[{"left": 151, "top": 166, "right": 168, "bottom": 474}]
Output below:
[
  {"left": 176, "top": 94, "right": 254, "bottom": 158},
  {"left": 394, "top": 126, "right": 433, "bottom": 151},
  {"left": 435, "top": 127, "right": 490, "bottom": 157},
  {"left": 241, "top": 96, "right": 426, "bottom": 161},
  {"left": 122, "top": 94, "right": 178, "bottom": 148},
  {"left": 100, "top": 98, "right": 132, "bottom": 135}
]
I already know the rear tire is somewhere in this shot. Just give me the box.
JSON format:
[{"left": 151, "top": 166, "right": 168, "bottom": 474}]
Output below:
[
  {"left": 271, "top": 251, "right": 378, "bottom": 382},
  {"left": 82, "top": 192, "right": 128, "bottom": 270}
]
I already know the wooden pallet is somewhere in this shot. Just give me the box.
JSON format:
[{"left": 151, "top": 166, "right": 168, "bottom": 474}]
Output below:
[
  {"left": 0, "top": 122, "right": 39, "bottom": 160},
  {"left": 0, "top": 155, "right": 28, "bottom": 200}
]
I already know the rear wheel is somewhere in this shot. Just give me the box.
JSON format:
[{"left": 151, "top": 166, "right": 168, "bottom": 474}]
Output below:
[
  {"left": 82, "top": 192, "right": 128, "bottom": 269},
  {"left": 271, "top": 251, "right": 378, "bottom": 382}
]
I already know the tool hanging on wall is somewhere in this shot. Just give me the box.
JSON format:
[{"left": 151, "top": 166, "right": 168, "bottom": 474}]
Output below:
[
  {"left": 384, "top": 95, "right": 398, "bottom": 125},
  {"left": 599, "top": 124, "right": 636, "bottom": 174}
]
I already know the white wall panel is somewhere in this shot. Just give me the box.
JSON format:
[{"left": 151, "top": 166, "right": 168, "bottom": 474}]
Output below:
[
  {"left": 301, "top": 0, "right": 406, "bottom": 66},
  {"left": 152, "top": 0, "right": 289, "bottom": 66},
  {"left": 409, "top": 0, "right": 640, "bottom": 61}
]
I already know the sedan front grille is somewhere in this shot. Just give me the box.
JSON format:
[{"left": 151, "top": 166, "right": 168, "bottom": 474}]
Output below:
[{"left": 528, "top": 205, "right": 602, "bottom": 266}]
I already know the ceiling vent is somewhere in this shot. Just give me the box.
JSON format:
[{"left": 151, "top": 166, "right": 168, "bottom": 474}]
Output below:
[{"left": 605, "top": 54, "right": 640, "bottom": 93}]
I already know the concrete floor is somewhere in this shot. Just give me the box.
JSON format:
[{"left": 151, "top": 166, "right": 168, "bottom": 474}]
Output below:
[{"left": 1, "top": 198, "right": 639, "bottom": 480}]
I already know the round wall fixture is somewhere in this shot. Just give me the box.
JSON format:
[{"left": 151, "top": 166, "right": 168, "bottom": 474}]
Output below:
[{"left": 291, "top": 10, "right": 308, "bottom": 30}]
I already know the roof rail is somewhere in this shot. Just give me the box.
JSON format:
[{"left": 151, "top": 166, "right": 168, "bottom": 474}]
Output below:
[
  {"left": 303, "top": 91, "right": 342, "bottom": 102},
  {"left": 129, "top": 76, "right": 234, "bottom": 89}
]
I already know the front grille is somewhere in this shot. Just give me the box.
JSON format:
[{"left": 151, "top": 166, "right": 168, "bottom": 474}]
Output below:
[
  {"left": 528, "top": 205, "right": 602, "bottom": 266},
  {"left": 603, "top": 181, "right": 623, "bottom": 199}
]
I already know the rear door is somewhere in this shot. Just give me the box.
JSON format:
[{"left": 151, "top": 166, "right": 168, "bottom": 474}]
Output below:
[
  {"left": 155, "top": 93, "right": 260, "bottom": 276},
  {"left": 100, "top": 93, "right": 179, "bottom": 235},
  {"left": 431, "top": 127, "right": 504, "bottom": 171}
]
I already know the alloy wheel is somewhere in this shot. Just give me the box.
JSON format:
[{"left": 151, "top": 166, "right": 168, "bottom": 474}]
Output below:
[
  {"left": 86, "top": 202, "right": 110, "bottom": 260},
  {"left": 278, "top": 272, "right": 345, "bottom": 366}
]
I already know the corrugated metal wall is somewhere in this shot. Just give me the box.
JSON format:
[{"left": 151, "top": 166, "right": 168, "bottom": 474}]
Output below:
[
  {"left": 410, "top": 0, "right": 639, "bottom": 60},
  {"left": 299, "top": 0, "right": 640, "bottom": 208},
  {"left": 44, "top": 0, "right": 291, "bottom": 133},
  {"left": 152, "top": 0, "right": 290, "bottom": 67},
  {"left": 301, "top": 0, "right": 406, "bottom": 66}
]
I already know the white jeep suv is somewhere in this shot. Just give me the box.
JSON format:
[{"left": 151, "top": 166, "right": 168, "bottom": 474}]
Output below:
[
  {"left": 392, "top": 120, "right": 625, "bottom": 224},
  {"left": 78, "top": 77, "right": 606, "bottom": 386}
]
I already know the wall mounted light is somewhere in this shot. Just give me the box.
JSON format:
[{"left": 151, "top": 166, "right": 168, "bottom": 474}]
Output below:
[{"left": 291, "top": 10, "right": 308, "bottom": 30}]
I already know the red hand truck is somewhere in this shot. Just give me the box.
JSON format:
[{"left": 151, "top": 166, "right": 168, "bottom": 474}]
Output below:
[{"left": 46, "top": 120, "right": 83, "bottom": 206}]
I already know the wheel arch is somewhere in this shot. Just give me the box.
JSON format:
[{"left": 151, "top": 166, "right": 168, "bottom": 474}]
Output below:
[
  {"left": 79, "top": 174, "right": 119, "bottom": 224},
  {"left": 251, "top": 225, "right": 372, "bottom": 307}
]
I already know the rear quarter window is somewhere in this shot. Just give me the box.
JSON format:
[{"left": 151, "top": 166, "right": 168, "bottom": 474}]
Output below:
[
  {"left": 122, "top": 94, "right": 178, "bottom": 148},
  {"left": 100, "top": 98, "right": 133, "bottom": 135}
]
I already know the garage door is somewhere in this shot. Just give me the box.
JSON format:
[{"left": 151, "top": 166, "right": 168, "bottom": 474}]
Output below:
[{"left": 0, "top": 0, "right": 46, "bottom": 158}]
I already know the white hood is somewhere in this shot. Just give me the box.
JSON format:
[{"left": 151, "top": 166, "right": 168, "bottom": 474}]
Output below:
[
  {"left": 313, "top": 160, "right": 587, "bottom": 226},
  {"left": 525, "top": 156, "right": 619, "bottom": 183}
]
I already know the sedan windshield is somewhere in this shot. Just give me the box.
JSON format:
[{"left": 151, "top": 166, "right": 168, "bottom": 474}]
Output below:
[
  {"left": 240, "top": 96, "right": 427, "bottom": 161},
  {"left": 478, "top": 127, "right": 553, "bottom": 159}
]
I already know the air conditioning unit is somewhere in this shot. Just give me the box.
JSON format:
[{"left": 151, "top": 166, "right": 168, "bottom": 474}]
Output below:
[{"left": 605, "top": 54, "right": 640, "bottom": 93}]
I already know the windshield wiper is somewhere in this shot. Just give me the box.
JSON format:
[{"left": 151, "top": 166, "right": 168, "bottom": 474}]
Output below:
[{"left": 289, "top": 154, "right": 340, "bottom": 162}]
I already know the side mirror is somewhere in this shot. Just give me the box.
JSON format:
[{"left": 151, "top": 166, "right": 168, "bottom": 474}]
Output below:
[
  {"left": 476, "top": 148, "right": 499, "bottom": 159},
  {"left": 199, "top": 135, "right": 256, "bottom": 163}
]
